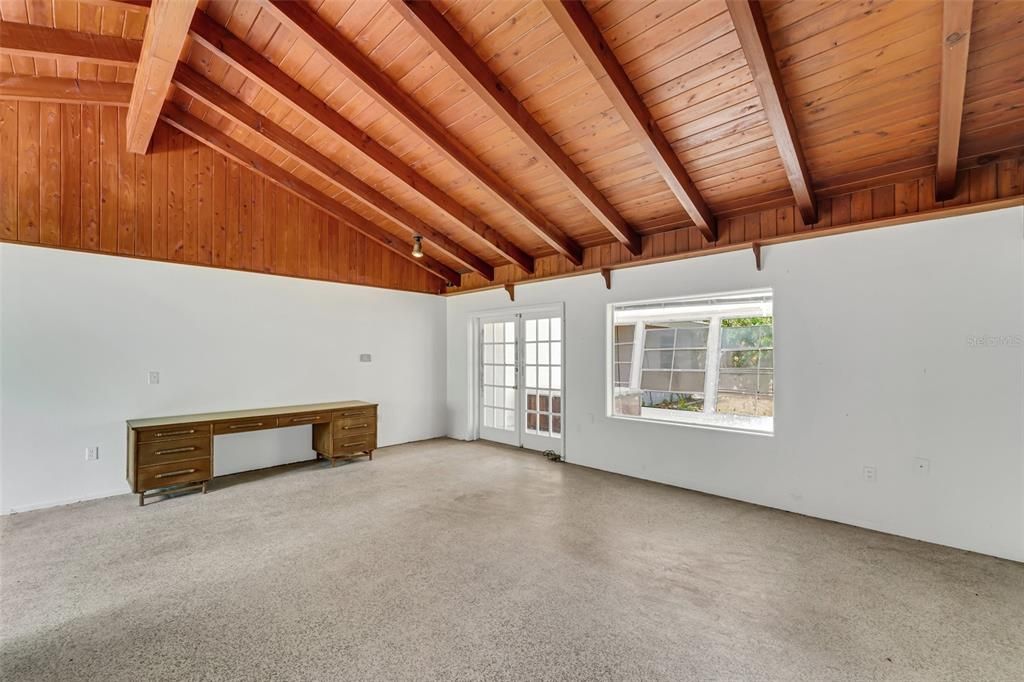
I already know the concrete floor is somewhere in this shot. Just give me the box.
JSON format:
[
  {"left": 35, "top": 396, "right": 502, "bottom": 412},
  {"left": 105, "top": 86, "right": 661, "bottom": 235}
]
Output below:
[{"left": 1, "top": 439, "right": 1022, "bottom": 681}]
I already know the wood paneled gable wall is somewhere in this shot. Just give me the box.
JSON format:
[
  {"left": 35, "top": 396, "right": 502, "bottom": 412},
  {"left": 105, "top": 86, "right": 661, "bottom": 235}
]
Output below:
[
  {"left": 0, "top": 0, "right": 1022, "bottom": 296},
  {"left": 0, "top": 101, "right": 445, "bottom": 294}
]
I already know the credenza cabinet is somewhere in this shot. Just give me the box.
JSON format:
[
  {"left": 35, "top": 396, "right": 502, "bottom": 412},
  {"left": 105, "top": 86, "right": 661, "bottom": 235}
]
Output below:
[{"left": 127, "top": 401, "right": 377, "bottom": 506}]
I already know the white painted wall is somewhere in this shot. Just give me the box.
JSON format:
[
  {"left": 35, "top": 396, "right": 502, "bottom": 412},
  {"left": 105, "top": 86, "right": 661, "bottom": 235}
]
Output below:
[
  {"left": 446, "top": 207, "right": 1024, "bottom": 562},
  {"left": 0, "top": 244, "right": 447, "bottom": 513}
]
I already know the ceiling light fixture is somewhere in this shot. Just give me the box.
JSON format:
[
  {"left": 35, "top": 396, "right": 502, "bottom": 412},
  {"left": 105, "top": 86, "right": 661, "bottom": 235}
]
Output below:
[{"left": 412, "top": 235, "right": 424, "bottom": 258}]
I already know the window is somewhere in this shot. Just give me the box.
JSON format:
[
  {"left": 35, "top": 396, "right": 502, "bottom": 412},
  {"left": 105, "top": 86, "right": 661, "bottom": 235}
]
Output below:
[
  {"left": 610, "top": 290, "right": 774, "bottom": 433},
  {"left": 613, "top": 324, "right": 635, "bottom": 388}
]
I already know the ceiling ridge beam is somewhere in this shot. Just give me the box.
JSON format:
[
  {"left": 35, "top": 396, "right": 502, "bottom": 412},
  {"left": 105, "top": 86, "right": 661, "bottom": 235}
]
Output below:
[
  {"left": 259, "top": 0, "right": 584, "bottom": 266},
  {"left": 726, "top": 0, "right": 817, "bottom": 224},
  {"left": 125, "top": 0, "right": 198, "bottom": 154},
  {"left": 391, "top": 0, "right": 642, "bottom": 255},
  {"left": 187, "top": 11, "right": 533, "bottom": 274},
  {"left": 936, "top": 0, "right": 974, "bottom": 200},
  {"left": 544, "top": 0, "right": 717, "bottom": 243},
  {"left": 0, "top": 20, "right": 141, "bottom": 67},
  {"left": 173, "top": 63, "right": 494, "bottom": 280},
  {"left": 0, "top": 74, "right": 132, "bottom": 105},
  {"left": 159, "top": 105, "right": 460, "bottom": 286}
]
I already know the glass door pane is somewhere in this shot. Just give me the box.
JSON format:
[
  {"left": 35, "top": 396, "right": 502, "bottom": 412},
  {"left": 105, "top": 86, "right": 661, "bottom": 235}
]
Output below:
[
  {"left": 479, "top": 317, "right": 518, "bottom": 446},
  {"left": 521, "top": 314, "right": 562, "bottom": 454}
]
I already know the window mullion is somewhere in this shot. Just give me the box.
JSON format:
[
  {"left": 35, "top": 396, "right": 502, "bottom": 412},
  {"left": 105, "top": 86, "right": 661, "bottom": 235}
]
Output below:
[
  {"left": 704, "top": 316, "right": 722, "bottom": 414},
  {"left": 629, "top": 321, "right": 645, "bottom": 390}
]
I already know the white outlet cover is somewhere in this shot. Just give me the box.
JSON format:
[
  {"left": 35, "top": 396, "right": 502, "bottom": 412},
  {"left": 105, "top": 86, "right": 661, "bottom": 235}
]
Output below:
[
  {"left": 913, "top": 457, "right": 931, "bottom": 474},
  {"left": 148, "top": 371, "right": 160, "bottom": 385},
  {"left": 863, "top": 465, "right": 877, "bottom": 482},
  {"left": 86, "top": 447, "right": 99, "bottom": 461}
]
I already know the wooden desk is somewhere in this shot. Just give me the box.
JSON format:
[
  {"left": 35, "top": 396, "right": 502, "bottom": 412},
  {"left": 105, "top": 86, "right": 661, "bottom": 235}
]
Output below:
[{"left": 127, "top": 401, "right": 377, "bottom": 506}]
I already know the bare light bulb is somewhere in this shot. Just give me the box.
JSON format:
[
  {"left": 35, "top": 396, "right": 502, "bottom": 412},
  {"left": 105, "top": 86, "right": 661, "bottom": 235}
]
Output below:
[{"left": 412, "top": 235, "right": 424, "bottom": 258}]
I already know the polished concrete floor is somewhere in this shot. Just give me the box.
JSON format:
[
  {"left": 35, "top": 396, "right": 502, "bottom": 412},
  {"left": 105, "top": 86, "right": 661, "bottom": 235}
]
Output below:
[{"left": 1, "top": 438, "right": 1022, "bottom": 681}]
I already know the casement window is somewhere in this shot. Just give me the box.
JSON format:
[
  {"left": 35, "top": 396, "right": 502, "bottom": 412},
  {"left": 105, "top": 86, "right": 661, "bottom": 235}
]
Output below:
[{"left": 609, "top": 290, "right": 773, "bottom": 433}]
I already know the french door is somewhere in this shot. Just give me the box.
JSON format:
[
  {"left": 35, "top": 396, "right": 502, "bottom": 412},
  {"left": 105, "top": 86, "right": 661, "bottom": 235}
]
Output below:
[
  {"left": 478, "top": 307, "right": 564, "bottom": 454},
  {"left": 479, "top": 314, "right": 519, "bottom": 446}
]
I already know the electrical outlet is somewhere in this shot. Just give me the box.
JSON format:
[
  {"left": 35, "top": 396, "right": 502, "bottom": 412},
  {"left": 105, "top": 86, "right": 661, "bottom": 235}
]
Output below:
[
  {"left": 863, "top": 465, "right": 877, "bottom": 482},
  {"left": 913, "top": 457, "right": 930, "bottom": 475},
  {"left": 85, "top": 446, "right": 99, "bottom": 461},
  {"left": 147, "top": 371, "right": 160, "bottom": 385}
]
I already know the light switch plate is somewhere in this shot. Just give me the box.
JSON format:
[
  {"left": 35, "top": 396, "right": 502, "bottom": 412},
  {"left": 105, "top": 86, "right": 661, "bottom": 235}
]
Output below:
[
  {"left": 86, "top": 446, "right": 99, "bottom": 461},
  {"left": 148, "top": 371, "right": 160, "bottom": 385},
  {"left": 359, "top": 354, "right": 372, "bottom": 363}
]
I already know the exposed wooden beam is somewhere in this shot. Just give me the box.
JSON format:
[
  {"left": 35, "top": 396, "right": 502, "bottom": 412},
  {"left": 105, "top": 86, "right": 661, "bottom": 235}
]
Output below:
[
  {"left": 0, "top": 75, "right": 131, "bottom": 106},
  {"left": 125, "top": 0, "right": 198, "bottom": 154},
  {"left": 544, "top": 0, "right": 717, "bottom": 243},
  {"left": 159, "top": 105, "right": 460, "bottom": 286},
  {"left": 79, "top": 0, "right": 151, "bottom": 12},
  {"left": 173, "top": 64, "right": 494, "bottom": 281},
  {"left": 936, "top": 0, "right": 974, "bottom": 201},
  {"left": 726, "top": 0, "right": 817, "bottom": 224},
  {"left": 187, "top": 12, "right": 533, "bottom": 274},
  {"left": 0, "top": 21, "right": 140, "bottom": 67},
  {"left": 391, "top": 0, "right": 642, "bottom": 255},
  {"left": 259, "top": 0, "right": 584, "bottom": 265}
]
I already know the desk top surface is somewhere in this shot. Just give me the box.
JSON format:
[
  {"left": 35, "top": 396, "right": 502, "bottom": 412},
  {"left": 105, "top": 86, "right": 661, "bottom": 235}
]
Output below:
[{"left": 127, "top": 400, "right": 376, "bottom": 429}]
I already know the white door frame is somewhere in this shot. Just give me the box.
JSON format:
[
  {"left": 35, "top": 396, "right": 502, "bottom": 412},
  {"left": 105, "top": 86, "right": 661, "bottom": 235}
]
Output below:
[{"left": 470, "top": 302, "right": 566, "bottom": 457}]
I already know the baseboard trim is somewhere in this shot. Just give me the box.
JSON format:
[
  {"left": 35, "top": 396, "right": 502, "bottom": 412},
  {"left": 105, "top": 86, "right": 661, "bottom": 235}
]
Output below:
[
  {"left": 0, "top": 434, "right": 448, "bottom": 515},
  {"left": 562, "top": 457, "right": 1024, "bottom": 564},
  {"left": 2, "top": 487, "right": 129, "bottom": 515}
]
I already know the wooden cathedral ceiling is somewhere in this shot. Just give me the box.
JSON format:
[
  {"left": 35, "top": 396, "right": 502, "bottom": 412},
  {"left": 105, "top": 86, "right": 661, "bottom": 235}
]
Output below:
[{"left": 1, "top": 0, "right": 1022, "bottom": 291}]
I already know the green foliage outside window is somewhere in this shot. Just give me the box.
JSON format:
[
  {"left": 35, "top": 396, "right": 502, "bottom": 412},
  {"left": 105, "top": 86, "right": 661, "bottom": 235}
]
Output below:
[
  {"left": 643, "top": 393, "right": 704, "bottom": 412},
  {"left": 720, "top": 317, "right": 773, "bottom": 368}
]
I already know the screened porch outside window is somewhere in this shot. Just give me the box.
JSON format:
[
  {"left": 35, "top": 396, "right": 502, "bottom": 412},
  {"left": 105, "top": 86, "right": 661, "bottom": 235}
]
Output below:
[{"left": 610, "top": 290, "right": 774, "bottom": 434}]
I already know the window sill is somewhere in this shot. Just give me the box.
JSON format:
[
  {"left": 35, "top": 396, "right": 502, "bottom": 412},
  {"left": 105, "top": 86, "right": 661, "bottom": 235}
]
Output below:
[{"left": 607, "top": 411, "right": 774, "bottom": 436}]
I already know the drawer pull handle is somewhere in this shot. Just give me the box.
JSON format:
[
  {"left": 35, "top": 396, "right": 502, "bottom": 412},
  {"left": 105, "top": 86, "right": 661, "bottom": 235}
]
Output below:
[
  {"left": 155, "top": 429, "right": 195, "bottom": 438},
  {"left": 155, "top": 468, "right": 197, "bottom": 479},
  {"left": 291, "top": 416, "right": 320, "bottom": 422},
  {"left": 342, "top": 441, "right": 366, "bottom": 447},
  {"left": 229, "top": 422, "right": 263, "bottom": 429},
  {"left": 154, "top": 446, "right": 197, "bottom": 456},
  {"left": 342, "top": 424, "right": 368, "bottom": 430},
  {"left": 340, "top": 411, "right": 366, "bottom": 416}
]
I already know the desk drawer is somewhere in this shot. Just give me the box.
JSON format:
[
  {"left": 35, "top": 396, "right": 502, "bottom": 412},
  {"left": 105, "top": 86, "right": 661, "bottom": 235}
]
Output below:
[
  {"left": 136, "top": 423, "right": 212, "bottom": 444},
  {"left": 333, "top": 419, "right": 375, "bottom": 439},
  {"left": 138, "top": 435, "right": 211, "bottom": 468},
  {"left": 333, "top": 407, "right": 375, "bottom": 421},
  {"left": 214, "top": 418, "right": 274, "bottom": 435},
  {"left": 277, "top": 412, "right": 331, "bottom": 427},
  {"left": 334, "top": 435, "right": 376, "bottom": 454},
  {"left": 137, "top": 457, "right": 211, "bottom": 490}
]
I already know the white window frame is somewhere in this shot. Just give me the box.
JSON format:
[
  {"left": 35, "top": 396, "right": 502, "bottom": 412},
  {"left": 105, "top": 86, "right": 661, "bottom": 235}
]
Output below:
[{"left": 607, "top": 289, "right": 774, "bottom": 436}]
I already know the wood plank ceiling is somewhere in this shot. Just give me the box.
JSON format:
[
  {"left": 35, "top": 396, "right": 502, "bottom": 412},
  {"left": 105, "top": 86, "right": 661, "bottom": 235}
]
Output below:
[{"left": 1, "top": 0, "right": 1022, "bottom": 292}]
